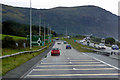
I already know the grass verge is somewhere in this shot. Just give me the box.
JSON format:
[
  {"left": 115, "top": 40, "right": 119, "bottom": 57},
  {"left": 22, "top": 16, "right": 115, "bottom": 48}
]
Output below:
[
  {"left": 2, "top": 42, "right": 53, "bottom": 76},
  {"left": 2, "top": 46, "right": 46, "bottom": 56},
  {"left": 0, "top": 34, "right": 26, "bottom": 40},
  {"left": 62, "top": 38, "right": 95, "bottom": 52}
]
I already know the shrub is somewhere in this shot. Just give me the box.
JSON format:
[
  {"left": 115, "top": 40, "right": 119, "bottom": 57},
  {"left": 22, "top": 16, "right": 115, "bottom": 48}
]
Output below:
[
  {"left": 105, "top": 37, "right": 115, "bottom": 45},
  {"left": 2, "top": 36, "right": 16, "bottom": 49}
]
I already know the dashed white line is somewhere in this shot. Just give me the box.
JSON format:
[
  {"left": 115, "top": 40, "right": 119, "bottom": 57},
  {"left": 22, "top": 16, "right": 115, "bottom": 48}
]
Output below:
[
  {"left": 67, "top": 58, "right": 70, "bottom": 59},
  {"left": 73, "top": 68, "right": 76, "bottom": 70}
]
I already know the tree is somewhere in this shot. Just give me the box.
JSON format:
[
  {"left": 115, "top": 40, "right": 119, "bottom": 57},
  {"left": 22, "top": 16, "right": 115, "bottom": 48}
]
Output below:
[
  {"left": 105, "top": 37, "right": 115, "bottom": 45},
  {"left": 2, "top": 21, "right": 57, "bottom": 37},
  {"left": 2, "top": 21, "right": 15, "bottom": 35}
]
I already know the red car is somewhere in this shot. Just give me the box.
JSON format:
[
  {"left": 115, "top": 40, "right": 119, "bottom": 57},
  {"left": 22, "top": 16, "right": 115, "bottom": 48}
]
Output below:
[{"left": 51, "top": 48, "right": 60, "bottom": 56}]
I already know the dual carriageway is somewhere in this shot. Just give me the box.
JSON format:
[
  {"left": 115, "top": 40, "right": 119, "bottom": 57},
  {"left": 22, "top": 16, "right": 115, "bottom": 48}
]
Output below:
[{"left": 22, "top": 40, "right": 120, "bottom": 79}]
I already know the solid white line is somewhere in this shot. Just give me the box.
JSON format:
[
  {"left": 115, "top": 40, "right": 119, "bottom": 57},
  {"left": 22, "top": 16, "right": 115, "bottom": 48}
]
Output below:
[
  {"left": 21, "top": 59, "right": 42, "bottom": 79},
  {"left": 82, "top": 53, "right": 120, "bottom": 70},
  {"left": 27, "top": 73, "right": 120, "bottom": 77},
  {"left": 21, "top": 48, "right": 53, "bottom": 79},
  {"left": 24, "top": 70, "right": 33, "bottom": 78}
]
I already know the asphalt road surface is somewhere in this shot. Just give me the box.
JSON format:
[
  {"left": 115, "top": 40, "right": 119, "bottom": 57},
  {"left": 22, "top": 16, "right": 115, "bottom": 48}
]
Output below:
[{"left": 23, "top": 40, "right": 120, "bottom": 79}]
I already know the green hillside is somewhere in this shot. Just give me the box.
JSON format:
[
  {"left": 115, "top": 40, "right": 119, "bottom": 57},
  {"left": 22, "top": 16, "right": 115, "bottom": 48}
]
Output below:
[
  {"left": 2, "top": 4, "right": 118, "bottom": 38},
  {"left": 0, "top": 34, "right": 26, "bottom": 40}
]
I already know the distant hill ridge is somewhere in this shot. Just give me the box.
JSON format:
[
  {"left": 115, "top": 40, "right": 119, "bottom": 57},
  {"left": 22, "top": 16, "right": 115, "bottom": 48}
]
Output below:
[{"left": 2, "top": 4, "right": 118, "bottom": 38}]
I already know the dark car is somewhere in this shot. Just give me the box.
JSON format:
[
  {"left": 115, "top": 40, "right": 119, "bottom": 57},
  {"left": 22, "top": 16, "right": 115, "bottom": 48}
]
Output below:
[
  {"left": 51, "top": 48, "right": 60, "bottom": 56},
  {"left": 56, "top": 38, "right": 59, "bottom": 40},
  {"left": 66, "top": 44, "right": 72, "bottom": 49},
  {"left": 64, "top": 41, "right": 67, "bottom": 44},
  {"left": 57, "top": 42, "right": 61, "bottom": 45},
  {"left": 112, "top": 45, "right": 119, "bottom": 50}
]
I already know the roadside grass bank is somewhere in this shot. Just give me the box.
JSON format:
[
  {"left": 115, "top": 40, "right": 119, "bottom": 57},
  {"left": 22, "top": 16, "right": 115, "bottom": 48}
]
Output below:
[
  {"left": 62, "top": 38, "right": 95, "bottom": 52},
  {"left": 2, "top": 42, "right": 53, "bottom": 76},
  {"left": 0, "top": 34, "right": 26, "bottom": 40},
  {"left": 2, "top": 46, "right": 46, "bottom": 56}
]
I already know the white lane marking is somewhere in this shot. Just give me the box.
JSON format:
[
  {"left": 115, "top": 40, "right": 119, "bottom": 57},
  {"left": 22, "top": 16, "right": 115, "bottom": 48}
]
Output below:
[
  {"left": 36, "top": 64, "right": 107, "bottom": 67},
  {"left": 73, "top": 68, "right": 76, "bottom": 70},
  {"left": 41, "top": 60, "right": 96, "bottom": 62},
  {"left": 21, "top": 43, "right": 56, "bottom": 79},
  {"left": 71, "top": 62, "right": 101, "bottom": 63},
  {"left": 82, "top": 53, "right": 120, "bottom": 70},
  {"left": 41, "top": 62, "right": 101, "bottom": 64},
  {"left": 32, "top": 68, "right": 115, "bottom": 71},
  {"left": 68, "top": 60, "right": 96, "bottom": 61},
  {"left": 24, "top": 70, "right": 33, "bottom": 78},
  {"left": 21, "top": 57, "right": 45, "bottom": 79},
  {"left": 27, "top": 73, "right": 120, "bottom": 77}
]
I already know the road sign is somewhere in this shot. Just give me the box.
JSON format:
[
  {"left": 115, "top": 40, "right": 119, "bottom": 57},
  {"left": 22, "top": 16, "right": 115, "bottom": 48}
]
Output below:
[
  {"left": 27, "top": 35, "right": 43, "bottom": 46},
  {"left": 45, "top": 35, "right": 52, "bottom": 43},
  {"left": 37, "top": 38, "right": 41, "bottom": 45},
  {"left": 32, "top": 38, "right": 41, "bottom": 46},
  {"left": 27, "top": 35, "right": 52, "bottom": 46},
  {"left": 74, "top": 40, "right": 76, "bottom": 42}
]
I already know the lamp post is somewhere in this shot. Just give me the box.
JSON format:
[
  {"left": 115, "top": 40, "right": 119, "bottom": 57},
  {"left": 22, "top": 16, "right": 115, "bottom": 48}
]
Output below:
[
  {"left": 44, "top": 23, "right": 45, "bottom": 45},
  {"left": 30, "top": 0, "right": 32, "bottom": 49},
  {"left": 48, "top": 24, "right": 50, "bottom": 43},
  {"left": 47, "top": 24, "right": 49, "bottom": 36},
  {"left": 66, "top": 27, "right": 67, "bottom": 37},
  {"left": 50, "top": 26, "right": 51, "bottom": 35},
  {"left": 39, "top": 14, "right": 41, "bottom": 36}
]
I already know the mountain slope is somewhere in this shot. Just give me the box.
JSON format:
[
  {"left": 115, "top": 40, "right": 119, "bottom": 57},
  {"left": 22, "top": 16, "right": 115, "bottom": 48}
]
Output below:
[{"left": 2, "top": 4, "right": 118, "bottom": 38}]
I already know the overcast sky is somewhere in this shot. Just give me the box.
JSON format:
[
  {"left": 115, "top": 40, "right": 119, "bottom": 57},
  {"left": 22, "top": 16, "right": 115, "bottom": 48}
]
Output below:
[{"left": 1, "top": 0, "right": 120, "bottom": 15}]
